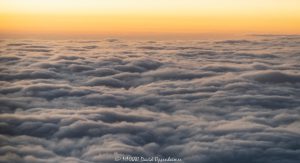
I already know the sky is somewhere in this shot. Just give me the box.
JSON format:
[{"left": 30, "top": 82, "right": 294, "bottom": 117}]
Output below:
[{"left": 0, "top": 0, "right": 300, "bottom": 38}]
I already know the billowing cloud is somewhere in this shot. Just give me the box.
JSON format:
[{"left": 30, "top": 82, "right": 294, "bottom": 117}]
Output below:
[{"left": 1, "top": 36, "right": 300, "bottom": 163}]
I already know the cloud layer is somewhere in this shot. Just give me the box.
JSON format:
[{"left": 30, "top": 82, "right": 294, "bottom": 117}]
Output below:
[{"left": 1, "top": 36, "right": 300, "bottom": 163}]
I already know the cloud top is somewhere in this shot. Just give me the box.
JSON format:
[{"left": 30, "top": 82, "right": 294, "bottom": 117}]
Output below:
[{"left": 1, "top": 36, "right": 300, "bottom": 163}]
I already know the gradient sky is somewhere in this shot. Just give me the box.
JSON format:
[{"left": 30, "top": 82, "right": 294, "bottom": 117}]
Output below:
[{"left": 0, "top": 0, "right": 300, "bottom": 37}]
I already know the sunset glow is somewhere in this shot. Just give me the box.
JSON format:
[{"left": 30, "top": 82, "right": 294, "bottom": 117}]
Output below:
[{"left": 0, "top": 0, "right": 300, "bottom": 37}]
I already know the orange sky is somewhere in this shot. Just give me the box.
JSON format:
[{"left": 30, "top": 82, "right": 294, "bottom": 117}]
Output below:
[{"left": 0, "top": 0, "right": 300, "bottom": 38}]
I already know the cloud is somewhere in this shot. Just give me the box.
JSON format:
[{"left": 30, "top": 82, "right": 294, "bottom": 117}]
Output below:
[
  {"left": 68, "top": 64, "right": 93, "bottom": 72},
  {"left": 17, "top": 48, "right": 52, "bottom": 53},
  {"left": 86, "top": 77, "right": 126, "bottom": 88},
  {"left": 82, "top": 45, "right": 98, "bottom": 49},
  {"left": 0, "top": 70, "right": 61, "bottom": 81},
  {"left": 0, "top": 56, "right": 21, "bottom": 62},
  {"left": 215, "top": 39, "right": 257, "bottom": 45},
  {"left": 1, "top": 36, "right": 300, "bottom": 163},
  {"left": 243, "top": 71, "right": 300, "bottom": 84},
  {"left": 82, "top": 68, "right": 119, "bottom": 77},
  {"left": 6, "top": 43, "right": 28, "bottom": 46}
]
